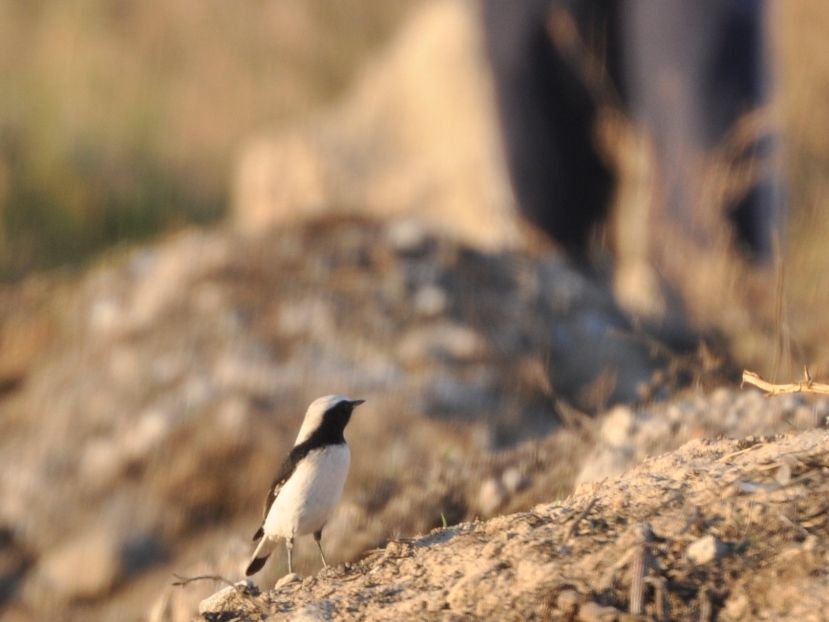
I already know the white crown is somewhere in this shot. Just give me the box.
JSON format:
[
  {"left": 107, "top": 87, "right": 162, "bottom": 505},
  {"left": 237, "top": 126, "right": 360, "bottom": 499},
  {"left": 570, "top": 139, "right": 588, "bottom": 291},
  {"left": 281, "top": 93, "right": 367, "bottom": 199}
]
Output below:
[{"left": 295, "top": 395, "right": 352, "bottom": 445}]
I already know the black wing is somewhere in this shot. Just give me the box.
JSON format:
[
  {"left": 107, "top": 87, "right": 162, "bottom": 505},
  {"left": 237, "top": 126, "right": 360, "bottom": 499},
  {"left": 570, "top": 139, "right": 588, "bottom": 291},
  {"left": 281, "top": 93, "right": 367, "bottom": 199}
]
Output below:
[{"left": 252, "top": 450, "right": 300, "bottom": 541}]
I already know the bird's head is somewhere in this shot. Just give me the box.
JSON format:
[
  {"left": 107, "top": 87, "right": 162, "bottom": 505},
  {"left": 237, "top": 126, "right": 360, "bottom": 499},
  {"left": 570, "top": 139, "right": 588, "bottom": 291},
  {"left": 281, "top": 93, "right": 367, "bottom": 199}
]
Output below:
[{"left": 295, "top": 395, "right": 365, "bottom": 445}]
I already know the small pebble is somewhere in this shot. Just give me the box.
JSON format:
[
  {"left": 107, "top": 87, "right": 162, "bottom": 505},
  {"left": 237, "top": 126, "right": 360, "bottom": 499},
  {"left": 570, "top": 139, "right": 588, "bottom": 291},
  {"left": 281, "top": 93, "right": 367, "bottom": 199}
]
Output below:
[
  {"left": 723, "top": 591, "right": 749, "bottom": 619},
  {"left": 275, "top": 572, "right": 301, "bottom": 588},
  {"left": 556, "top": 589, "right": 580, "bottom": 615},
  {"left": 578, "top": 601, "right": 621, "bottom": 621},
  {"left": 502, "top": 466, "right": 527, "bottom": 494},
  {"left": 387, "top": 219, "right": 426, "bottom": 252},
  {"left": 478, "top": 478, "right": 506, "bottom": 516},
  {"left": 686, "top": 535, "right": 728, "bottom": 565},
  {"left": 413, "top": 285, "right": 448, "bottom": 317}
]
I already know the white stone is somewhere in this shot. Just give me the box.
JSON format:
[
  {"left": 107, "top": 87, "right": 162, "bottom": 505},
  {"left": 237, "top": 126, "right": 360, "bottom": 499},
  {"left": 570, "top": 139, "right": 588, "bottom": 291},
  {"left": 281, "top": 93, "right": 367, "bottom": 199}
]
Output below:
[
  {"left": 197, "top": 584, "right": 240, "bottom": 615},
  {"left": 687, "top": 535, "right": 727, "bottom": 565},
  {"left": 398, "top": 322, "right": 485, "bottom": 363},
  {"left": 413, "top": 285, "right": 448, "bottom": 317},
  {"left": 275, "top": 572, "right": 301, "bottom": 589},
  {"left": 124, "top": 409, "right": 170, "bottom": 460},
  {"left": 599, "top": 405, "right": 636, "bottom": 448},
  {"left": 478, "top": 478, "right": 506, "bottom": 516},
  {"left": 387, "top": 219, "right": 427, "bottom": 252},
  {"left": 501, "top": 467, "right": 526, "bottom": 494}
]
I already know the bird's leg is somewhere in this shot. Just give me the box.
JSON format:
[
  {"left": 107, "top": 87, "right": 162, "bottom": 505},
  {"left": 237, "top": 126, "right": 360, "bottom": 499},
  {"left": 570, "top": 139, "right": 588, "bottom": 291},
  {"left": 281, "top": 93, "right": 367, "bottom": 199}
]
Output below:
[
  {"left": 314, "top": 530, "right": 328, "bottom": 567},
  {"left": 285, "top": 536, "right": 294, "bottom": 574}
]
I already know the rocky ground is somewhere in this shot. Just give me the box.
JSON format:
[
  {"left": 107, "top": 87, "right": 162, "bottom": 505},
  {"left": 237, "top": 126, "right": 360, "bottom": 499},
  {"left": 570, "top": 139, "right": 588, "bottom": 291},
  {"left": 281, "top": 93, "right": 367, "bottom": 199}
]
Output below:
[
  {"left": 0, "top": 217, "right": 656, "bottom": 622},
  {"left": 0, "top": 218, "right": 826, "bottom": 622},
  {"left": 197, "top": 429, "right": 829, "bottom": 621}
]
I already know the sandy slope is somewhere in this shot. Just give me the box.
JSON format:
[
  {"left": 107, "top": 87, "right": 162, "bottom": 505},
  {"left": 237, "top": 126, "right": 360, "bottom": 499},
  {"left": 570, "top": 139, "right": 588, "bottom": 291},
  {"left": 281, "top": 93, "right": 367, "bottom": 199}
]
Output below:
[{"left": 199, "top": 430, "right": 829, "bottom": 621}]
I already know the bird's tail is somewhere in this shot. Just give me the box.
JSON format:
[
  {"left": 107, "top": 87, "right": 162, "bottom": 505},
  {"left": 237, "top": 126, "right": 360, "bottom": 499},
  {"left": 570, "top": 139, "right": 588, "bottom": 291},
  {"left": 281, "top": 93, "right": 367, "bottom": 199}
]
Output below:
[{"left": 246, "top": 537, "right": 275, "bottom": 576}]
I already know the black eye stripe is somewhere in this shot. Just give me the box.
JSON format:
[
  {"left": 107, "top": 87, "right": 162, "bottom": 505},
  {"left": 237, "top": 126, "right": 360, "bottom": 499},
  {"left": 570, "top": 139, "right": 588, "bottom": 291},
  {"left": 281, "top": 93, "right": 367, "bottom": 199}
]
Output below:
[{"left": 326, "top": 401, "right": 351, "bottom": 414}]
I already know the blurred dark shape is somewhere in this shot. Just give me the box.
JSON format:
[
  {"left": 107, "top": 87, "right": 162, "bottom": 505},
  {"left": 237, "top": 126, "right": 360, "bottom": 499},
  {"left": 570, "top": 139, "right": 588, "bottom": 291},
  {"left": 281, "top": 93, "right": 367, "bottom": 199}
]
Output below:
[
  {"left": 0, "top": 526, "right": 30, "bottom": 606},
  {"left": 481, "top": 0, "right": 614, "bottom": 261},
  {"left": 482, "top": 0, "right": 781, "bottom": 264},
  {"left": 120, "top": 534, "right": 167, "bottom": 575}
]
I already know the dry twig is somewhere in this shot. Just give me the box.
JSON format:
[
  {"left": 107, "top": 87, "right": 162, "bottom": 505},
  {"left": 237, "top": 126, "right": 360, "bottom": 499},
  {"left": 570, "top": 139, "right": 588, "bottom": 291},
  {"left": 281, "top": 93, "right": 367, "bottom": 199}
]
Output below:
[
  {"left": 628, "top": 523, "right": 657, "bottom": 616},
  {"left": 171, "top": 574, "right": 260, "bottom": 595},
  {"left": 565, "top": 496, "right": 598, "bottom": 540},
  {"left": 171, "top": 573, "right": 239, "bottom": 589},
  {"left": 741, "top": 369, "right": 829, "bottom": 396}
]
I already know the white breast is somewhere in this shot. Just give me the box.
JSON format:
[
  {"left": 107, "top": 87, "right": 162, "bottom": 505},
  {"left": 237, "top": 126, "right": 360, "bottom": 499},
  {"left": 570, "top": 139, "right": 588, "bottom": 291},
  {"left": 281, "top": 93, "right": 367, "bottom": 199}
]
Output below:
[{"left": 263, "top": 444, "right": 351, "bottom": 539}]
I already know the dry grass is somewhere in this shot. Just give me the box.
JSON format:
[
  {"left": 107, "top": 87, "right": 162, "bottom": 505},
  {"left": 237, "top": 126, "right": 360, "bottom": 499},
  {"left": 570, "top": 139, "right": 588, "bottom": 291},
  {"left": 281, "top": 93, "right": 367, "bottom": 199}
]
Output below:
[
  {"left": 0, "top": 0, "right": 414, "bottom": 276},
  {"left": 742, "top": 368, "right": 829, "bottom": 396},
  {"left": 774, "top": 1, "right": 829, "bottom": 377},
  {"left": 592, "top": 1, "right": 829, "bottom": 382}
]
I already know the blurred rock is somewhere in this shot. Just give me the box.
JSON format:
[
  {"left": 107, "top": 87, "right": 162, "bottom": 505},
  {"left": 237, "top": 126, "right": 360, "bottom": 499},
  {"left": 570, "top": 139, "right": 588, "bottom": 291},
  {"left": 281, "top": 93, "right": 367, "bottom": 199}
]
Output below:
[
  {"left": 386, "top": 219, "right": 428, "bottom": 253},
  {"left": 599, "top": 405, "right": 636, "bottom": 448},
  {"left": 478, "top": 478, "right": 506, "bottom": 516},
  {"left": 576, "top": 387, "right": 829, "bottom": 485},
  {"left": 398, "top": 322, "right": 486, "bottom": 364},
  {"left": 32, "top": 531, "right": 121, "bottom": 603},
  {"left": 412, "top": 285, "right": 448, "bottom": 317},
  {"left": 575, "top": 448, "right": 633, "bottom": 487},
  {"left": 197, "top": 581, "right": 257, "bottom": 617},
  {"left": 723, "top": 590, "right": 750, "bottom": 620},
  {"left": 121, "top": 535, "right": 166, "bottom": 574},
  {"left": 233, "top": 0, "right": 519, "bottom": 250},
  {"left": 686, "top": 535, "right": 728, "bottom": 565},
  {"left": 501, "top": 466, "right": 526, "bottom": 495},
  {"left": 0, "top": 528, "right": 29, "bottom": 606}
]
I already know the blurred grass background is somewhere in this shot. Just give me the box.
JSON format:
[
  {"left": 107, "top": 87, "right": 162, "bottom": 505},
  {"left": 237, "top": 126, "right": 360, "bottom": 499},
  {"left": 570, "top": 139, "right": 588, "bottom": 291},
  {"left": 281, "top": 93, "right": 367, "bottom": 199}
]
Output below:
[
  {"left": 775, "top": 1, "right": 829, "bottom": 373},
  {"left": 1, "top": 0, "right": 829, "bottom": 376},
  {"left": 0, "top": 0, "right": 412, "bottom": 278}
]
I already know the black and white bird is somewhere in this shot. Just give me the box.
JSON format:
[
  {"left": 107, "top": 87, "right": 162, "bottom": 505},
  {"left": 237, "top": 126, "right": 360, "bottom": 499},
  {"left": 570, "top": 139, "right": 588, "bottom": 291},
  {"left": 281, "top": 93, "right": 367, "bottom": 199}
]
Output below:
[{"left": 246, "top": 395, "right": 364, "bottom": 576}]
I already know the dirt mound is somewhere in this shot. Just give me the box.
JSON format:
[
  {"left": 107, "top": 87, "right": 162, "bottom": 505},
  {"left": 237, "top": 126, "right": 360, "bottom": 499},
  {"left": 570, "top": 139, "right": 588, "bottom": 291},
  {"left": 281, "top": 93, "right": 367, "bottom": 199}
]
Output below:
[
  {"left": 199, "top": 429, "right": 829, "bottom": 621},
  {"left": 0, "top": 218, "right": 661, "bottom": 621},
  {"left": 2, "top": 218, "right": 826, "bottom": 622},
  {"left": 2, "top": 218, "right": 827, "bottom": 621}
]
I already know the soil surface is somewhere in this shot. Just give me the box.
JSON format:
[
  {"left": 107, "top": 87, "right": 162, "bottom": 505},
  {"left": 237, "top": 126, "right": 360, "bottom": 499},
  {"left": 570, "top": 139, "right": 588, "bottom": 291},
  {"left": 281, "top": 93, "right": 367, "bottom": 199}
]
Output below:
[{"left": 199, "top": 430, "right": 829, "bottom": 621}]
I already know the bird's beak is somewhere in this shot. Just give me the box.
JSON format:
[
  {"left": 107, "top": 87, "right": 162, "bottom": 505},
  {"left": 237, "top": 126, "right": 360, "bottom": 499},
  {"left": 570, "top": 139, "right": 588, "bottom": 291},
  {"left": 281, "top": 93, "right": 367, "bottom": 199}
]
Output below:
[{"left": 350, "top": 399, "right": 366, "bottom": 407}]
